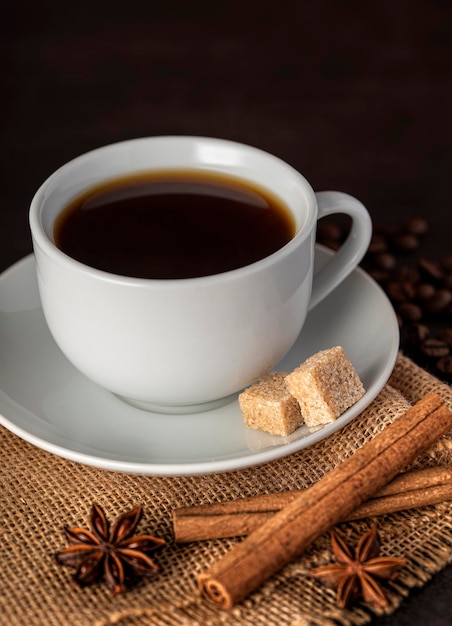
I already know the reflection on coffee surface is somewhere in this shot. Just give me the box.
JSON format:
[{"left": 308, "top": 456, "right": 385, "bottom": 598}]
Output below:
[{"left": 54, "top": 170, "right": 296, "bottom": 279}]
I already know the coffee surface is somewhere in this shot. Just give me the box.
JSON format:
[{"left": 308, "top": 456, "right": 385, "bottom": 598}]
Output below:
[{"left": 54, "top": 171, "right": 295, "bottom": 279}]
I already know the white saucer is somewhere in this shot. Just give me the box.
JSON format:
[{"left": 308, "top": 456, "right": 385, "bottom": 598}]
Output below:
[{"left": 0, "top": 248, "right": 399, "bottom": 476}]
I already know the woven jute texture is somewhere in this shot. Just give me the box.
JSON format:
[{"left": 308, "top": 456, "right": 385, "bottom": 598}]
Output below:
[{"left": 1, "top": 353, "right": 451, "bottom": 626}]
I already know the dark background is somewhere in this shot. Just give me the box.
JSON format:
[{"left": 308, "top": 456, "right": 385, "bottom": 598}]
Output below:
[{"left": 1, "top": 1, "right": 451, "bottom": 623}]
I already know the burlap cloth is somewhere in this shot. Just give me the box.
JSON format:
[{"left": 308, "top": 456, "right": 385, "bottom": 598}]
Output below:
[{"left": 1, "top": 353, "right": 452, "bottom": 626}]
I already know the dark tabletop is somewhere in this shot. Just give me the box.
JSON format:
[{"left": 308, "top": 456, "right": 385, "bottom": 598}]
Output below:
[{"left": 1, "top": 1, "right": 451, "bottom": 624}]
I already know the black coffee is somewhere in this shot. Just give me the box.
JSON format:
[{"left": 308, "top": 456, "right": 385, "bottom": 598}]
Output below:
[{"left": 54, "top": 170, "right": 295, "bottom": 279}]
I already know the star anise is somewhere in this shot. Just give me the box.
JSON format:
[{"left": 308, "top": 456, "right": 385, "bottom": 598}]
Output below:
[
  {"left": 308, "top": 525, "right": 407, "bottom": 609},
  {"left": 55, "top": 503, "right": 165, "bottom": 594}
]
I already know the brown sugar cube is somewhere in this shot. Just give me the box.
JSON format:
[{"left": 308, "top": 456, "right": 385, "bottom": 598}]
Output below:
[
  {"left": 238, "top": 372, "right": 304, "bottom": 436},
  {"left": 284, "top": 346, "right": 365, "bottom": 427}
]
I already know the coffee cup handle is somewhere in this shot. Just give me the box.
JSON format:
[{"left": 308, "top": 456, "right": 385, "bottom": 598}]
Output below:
[{"left": 309, "top": 191, "right": 372, "bottom": 310}]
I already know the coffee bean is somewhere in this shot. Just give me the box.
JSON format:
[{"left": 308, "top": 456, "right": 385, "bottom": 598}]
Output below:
[
  {"left": 397, "top": 302, "right": 423, "bottom": 323},
  {"left": 418, "top": 258, "right": 445, "bottom": 282},
  {"left": 436, "top": 355, "right": 452, "bottom": 377},
  {"left": 386, "top": 281, "right": 415, "bottom": 302},
  {"left": 415, "top": 283, "right": 436, "bottom": 300},
  {"left": 372, "top": 252, "right": 397, "bottom": 271},
  {"left": 367, "top": 234, "right": 388, "bottom": 255},
  {"left": 441, "top": 254, "right": 452, "bottom": 272},
  {"left": 404, "top": 323, "right": 430, "bottom": 348},
  {"left": 420, "top": 338, "right": 450, "bottom": 358},
  {"left": 317, "top": 220, "right": 343, "bottom": 244},
  {"left": 393, "top": 265, "right": 421, "bottom": 285},
  {"left": 436, "top": 328, "right": 452, "bottom": 347},
  {"left": 391, "top": 233, "right": 420, "bottom": 252},
  {"left": 423, "top": 289, "right": 452, "bottom": 315},
  {"left": 402, "top": 217, "right": 429, "bottom": 236}
]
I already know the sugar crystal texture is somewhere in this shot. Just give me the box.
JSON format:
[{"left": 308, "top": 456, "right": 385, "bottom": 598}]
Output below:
[
  {"left": 284, "top": 346, "right": 365, "bottom": 427},
  {"left": 238, "top": 372, "right": 304, "bottom": 436}
]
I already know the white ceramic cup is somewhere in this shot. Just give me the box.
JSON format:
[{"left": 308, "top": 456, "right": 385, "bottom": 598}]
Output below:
[{"left": 29, "top": 136, "right": 372, "bottom": 413}]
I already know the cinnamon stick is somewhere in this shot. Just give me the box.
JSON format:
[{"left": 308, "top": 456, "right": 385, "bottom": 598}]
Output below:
[
  {"left": 197, "top": 392, "right": 452, "bottom": 608},
  {"left": 173, "top": 467, "right": 452, "bottom": 542}
]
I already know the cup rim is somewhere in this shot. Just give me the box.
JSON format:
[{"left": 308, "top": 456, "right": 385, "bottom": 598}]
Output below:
[{"left": 29, "top": 135, "right": 318, "bottom": 287}]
